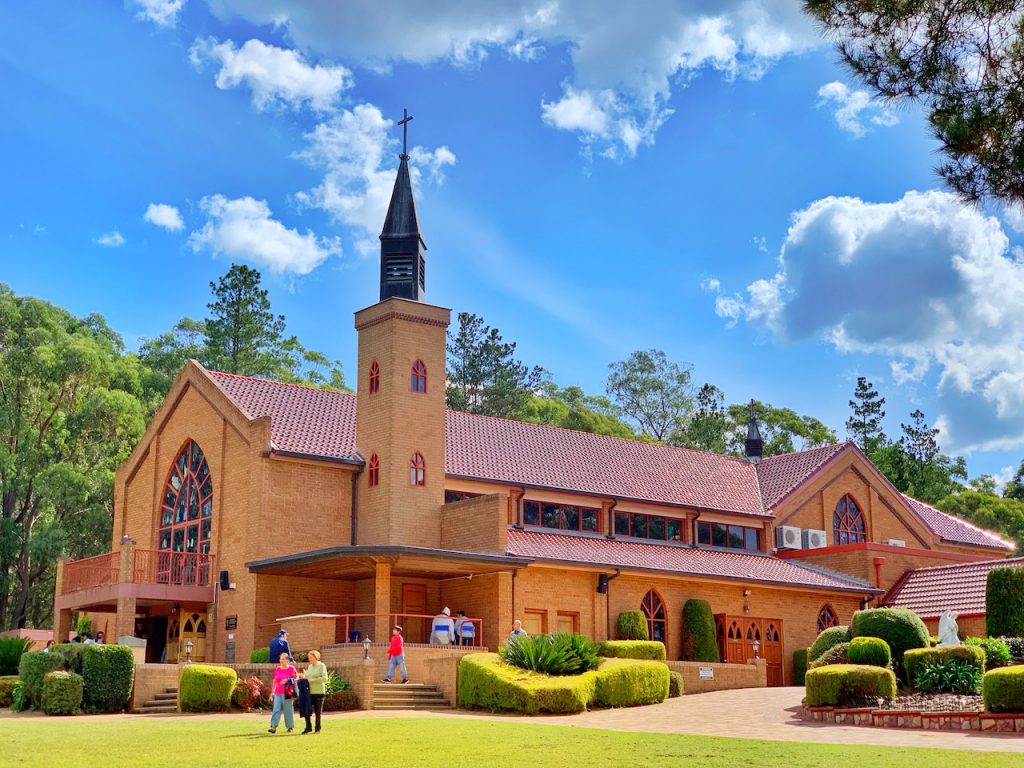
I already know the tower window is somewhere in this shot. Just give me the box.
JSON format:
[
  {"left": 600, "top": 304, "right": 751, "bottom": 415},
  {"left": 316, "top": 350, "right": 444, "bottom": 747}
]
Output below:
[
  {"left": 833, "top": 494, "right": 866, "bottom": 545},
  {"left": 410, "top": 452, "right": 425, "bottom": 486},
  {"left": 368, "top": 454, "right": 380, "bottom": 488},
  {"left": 369, "top": 360, "right": 380, "bottom": 395},
  {"left": 411, "top": 359, "right": 427, "bottom": 393}
]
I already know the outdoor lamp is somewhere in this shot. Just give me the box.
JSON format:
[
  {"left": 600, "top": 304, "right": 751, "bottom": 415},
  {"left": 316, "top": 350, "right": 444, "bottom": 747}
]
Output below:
[
  {"left": 362, "top": 636, "right": 372, "bottom": 660},
  {"left": 752, "top": 638, "right": 760, "bottom": 660},
  {"left": 184, "top": 638, "right": 194, "bottom": 664}
]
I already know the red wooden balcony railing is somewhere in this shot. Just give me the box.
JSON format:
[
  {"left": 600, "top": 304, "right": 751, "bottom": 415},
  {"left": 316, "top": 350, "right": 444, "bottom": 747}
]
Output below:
[{"left": 62, "top": 552, "right": 119, "bottom": 593}]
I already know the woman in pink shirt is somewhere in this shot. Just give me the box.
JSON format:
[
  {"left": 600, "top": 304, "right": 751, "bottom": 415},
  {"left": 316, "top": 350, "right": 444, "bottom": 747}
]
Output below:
[{"left": 268, "top": 651, "right": 297, "bottom": 733}]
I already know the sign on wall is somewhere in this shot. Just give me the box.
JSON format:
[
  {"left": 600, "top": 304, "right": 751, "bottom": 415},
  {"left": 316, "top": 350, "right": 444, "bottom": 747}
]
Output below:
[
  {"left": 224, "top": 641, "right": 236, "bottom": 663},
  {"left": 699, "top": 667, "right": 714, "bottom": 680},
  {"left": 225, "top": 615, "right": 237, "bottom": 630}
]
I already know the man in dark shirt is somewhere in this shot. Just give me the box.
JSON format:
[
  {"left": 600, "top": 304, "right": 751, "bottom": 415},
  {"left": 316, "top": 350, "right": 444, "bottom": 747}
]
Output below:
[{"left": 268, "top": 629, "right": 293, "bottom": 663}]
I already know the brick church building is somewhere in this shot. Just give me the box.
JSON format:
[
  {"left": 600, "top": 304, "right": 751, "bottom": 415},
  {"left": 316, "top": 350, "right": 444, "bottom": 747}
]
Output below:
[{"left": 53, "top": 144, "right": 1014, "bottom": 686}]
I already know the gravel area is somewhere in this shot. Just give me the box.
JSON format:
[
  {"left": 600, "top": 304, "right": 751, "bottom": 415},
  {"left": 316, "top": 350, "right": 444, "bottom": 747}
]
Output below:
[{"left": 849, "top": 693, "right": 984, "bottom": 712}]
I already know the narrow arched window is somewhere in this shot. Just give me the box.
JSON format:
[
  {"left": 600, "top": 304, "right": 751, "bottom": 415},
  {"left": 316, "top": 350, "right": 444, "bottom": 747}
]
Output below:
[
  {"left": 833, "top": 494, "right": 866, "bottom": 545},
  {"left": 158, "top": 440, "right": 213, "bottom": 586},
  {"left": 369, "top": 360, "right": 380, "bottom": 395},
  {"left": 410, "top": 452, "right": 425, "bottom": 486},
  {"left": 641, "top": 589, "right": 666, "bottom": 644},
  {"left": 368, "top": 454, "right": 380, "bottom": 488},
  {"left": 411, "top": 359, "right": 427, "bottom": 393},
  {"left": 817, "top": 605, "right": 838, "bottom": 633}
]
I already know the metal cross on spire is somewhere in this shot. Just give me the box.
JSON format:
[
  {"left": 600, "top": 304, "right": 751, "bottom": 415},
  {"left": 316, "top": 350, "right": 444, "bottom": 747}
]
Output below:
[{"left": 397, "top": 108, "right": 413, "bottom": 158}]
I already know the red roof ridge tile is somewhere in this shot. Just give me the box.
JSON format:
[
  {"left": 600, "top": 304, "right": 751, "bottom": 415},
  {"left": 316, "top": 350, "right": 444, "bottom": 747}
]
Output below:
[
  {"left": 758, "top": 441, "right": 854, "bottom": 462},
  {"left": 207, "top": 367, "right": 355, "bottom": 397}
]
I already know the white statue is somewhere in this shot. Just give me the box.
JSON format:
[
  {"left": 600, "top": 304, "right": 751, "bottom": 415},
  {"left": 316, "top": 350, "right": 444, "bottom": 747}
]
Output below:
[{"left": 937, "top": 610, "right": 960, "bottom": 647}]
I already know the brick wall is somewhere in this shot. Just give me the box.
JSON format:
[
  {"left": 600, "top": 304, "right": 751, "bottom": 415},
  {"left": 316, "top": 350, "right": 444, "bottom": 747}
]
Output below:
[
  {"left": 253, "top": 574, "right": 354, "bottom": 656},
  {"left": 130, "top": 663, "right": 181, "bottom": 711},
  {"left": 922, "top": 614, "right": 986, "bottom": 638},
  {"left": 441, "top": 493, "right": 507, "bottom": 554},
  {"left": 665, "top": 659, "right": 767, "bottom": 693}
]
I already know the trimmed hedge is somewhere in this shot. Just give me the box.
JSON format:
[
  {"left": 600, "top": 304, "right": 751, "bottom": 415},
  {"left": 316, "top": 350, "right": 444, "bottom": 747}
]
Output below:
[
  {"left": 809, "top": 642, "right": 849, "bottom": 669},
  {"left": 0, "top": 675, "right": 18, "bottom": 707},
  {"left": 809, "top": 626, "right": 850, "bottom": 661},
  {"left": 617, "top": 612, "right": 648, "bottom": 641},
  {"left": 249, "top": 647, "right": 271, "bottom": 664},
  {"left": 851, "top": 608, "right": 929, "bottom": 677},
  {"left": 18, "top": 651, "right": 65, "bottom": 708},
  {"left": 597, "top": 640, "right": 666, "bottom": 660},
  {"left": 983, "top": 666, "right": 1024, "bottom": 713},
  {"left": 680, "top": 599, "right": 719, "bottom": 662},
  {"left": 668, "top": 671, "right": 683, "bottom": 698},
  {"left": 805, "top": 664, "right": 897, "bottom": 707},
  {"left": 847, "top": 637, "right": 891, "bottom": 668},
  {"left": 987, "top": 567, "right": 1024, "bottom": 638},
  {"left": 80, "top": 645, "right": 134, "bottom": 712},
  {"left": 904, "top": 646, "right": 986, "bottom": 685},
  {"left": 42, "top": 671, "right": 84, "bottom": 715},
  {"left": 592, "top": 659, "right": 670, "bottom": 708},
  {"left": 793, "top": 649, "right": 808, "bottom": 687},
  {"left": 179, "top": 664, "right": 237, "bottom": 712},
  {"left": 323, "top": 690, "right": 360, "bottom": 711}
]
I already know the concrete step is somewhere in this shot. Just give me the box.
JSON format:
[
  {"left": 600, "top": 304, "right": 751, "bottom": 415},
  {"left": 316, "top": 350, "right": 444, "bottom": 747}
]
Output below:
[
  {"left": 153, "top": 692, "right": 178, "bottom": 701},
  {"left": 374, "top": 693, "right": 448, "bottom": 701},
  {"left": 372, "top": 683, "right": 437, "bottom": 690},
  {"left": 138, "top": 704, "right": 178, "bottom": 714},
  {"left": 372, "top": 703, "right": 453, "bottom": 710}
]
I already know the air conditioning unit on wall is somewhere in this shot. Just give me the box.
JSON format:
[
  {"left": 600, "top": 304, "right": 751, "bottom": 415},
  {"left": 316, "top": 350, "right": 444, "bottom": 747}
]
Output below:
[
  {"left": 802, "top": 529, "right": 827, "bottom": 549},
  {"left": 882, "top": 538, "right": 906, "bottom": 547},
  {"left": 775, "top": 525, "right": 801, "bottom": 550}
]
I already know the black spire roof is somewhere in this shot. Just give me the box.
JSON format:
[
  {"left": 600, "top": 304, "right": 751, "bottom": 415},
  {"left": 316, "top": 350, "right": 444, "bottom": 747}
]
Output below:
[
  {"left": 380, "top": 154, "right": 425, "bottom": 246},
  {"left": 744, "top": 400, "right": 764, "bottom": 464},
  {"left": 378, "top": 151, "right": 427, "bottom": 302}
]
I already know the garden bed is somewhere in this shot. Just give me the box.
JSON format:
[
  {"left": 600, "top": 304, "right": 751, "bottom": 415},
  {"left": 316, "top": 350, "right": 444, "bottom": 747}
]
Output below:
[{"left": 801, "top": 699, "right": 1024, "bottom": 733}]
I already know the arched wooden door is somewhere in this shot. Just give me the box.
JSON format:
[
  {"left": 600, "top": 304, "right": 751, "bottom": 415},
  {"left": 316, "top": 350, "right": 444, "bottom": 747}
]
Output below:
[
  {"left": 165, "top": 617, "right": 180, "bottom": 663},
  {"left": 725, "top": 619, "right": 743, "bottom": 663},
  {"left": 743, "top": 620, "right": 761, "bottom": 666},
  {"left": 763, "top": 621, "right": 783, "bottom": 686},
  {"left": 641, "top": 590, "right": 667, "bottom": 644},
  {"left": 181, "top": 612, "right": 207, "bottom": 662}
]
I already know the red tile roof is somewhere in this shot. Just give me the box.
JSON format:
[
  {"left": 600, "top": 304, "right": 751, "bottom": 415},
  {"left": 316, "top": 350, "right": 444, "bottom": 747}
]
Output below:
[
  {"left": 201, "top": 367, "right": 1013, "bottom": 552},
  {"left": 506, "top": 529, "right": 877, "bottom": 593},
  {"left": 883, "top": 557, "right": 1024, "bottom": 618}
]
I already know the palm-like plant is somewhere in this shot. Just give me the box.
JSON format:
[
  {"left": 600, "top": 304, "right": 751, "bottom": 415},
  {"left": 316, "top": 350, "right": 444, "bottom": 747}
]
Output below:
[{"left": 500, "top": 633, "right": 601, "bottom": 676}]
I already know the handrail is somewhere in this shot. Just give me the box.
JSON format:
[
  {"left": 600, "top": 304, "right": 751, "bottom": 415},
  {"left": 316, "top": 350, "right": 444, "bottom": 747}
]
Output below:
[
  {"left": 133, "top": 548, "right": 215, "bottom": 587},
  {"left": 62, "top": 552, "right": 119, "bottom": 593},
  {"left": 334, "top": 613, "right": 484, "bottom": 647}
]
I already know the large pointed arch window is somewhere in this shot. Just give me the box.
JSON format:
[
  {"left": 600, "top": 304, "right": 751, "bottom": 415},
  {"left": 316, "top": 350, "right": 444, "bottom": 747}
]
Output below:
[
  {"left": 641, "top": 589, "right": 666, "bottom": 644},
  {"left": 410, "top": 452, "right": 426, "bottom": 486},
  {"left": 158, "top": 440, "right": 213, "bottom": 585},
  {"left": 833, "top": 494, "right": 866, "bottom": 545},
  {"left": 411, "top": 360, "right": 427, "bottom": 393}
]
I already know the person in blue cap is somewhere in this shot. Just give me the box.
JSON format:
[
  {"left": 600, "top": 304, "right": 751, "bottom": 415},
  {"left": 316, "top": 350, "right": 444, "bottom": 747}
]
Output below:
[{"left": 269, "top": 629, "right": 293, "bottom": 663}]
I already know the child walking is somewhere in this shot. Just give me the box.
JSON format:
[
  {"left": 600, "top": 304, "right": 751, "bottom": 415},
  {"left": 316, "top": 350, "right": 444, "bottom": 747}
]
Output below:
[{"left": 382, "top": 625, "right": 408, "bottom": 684}]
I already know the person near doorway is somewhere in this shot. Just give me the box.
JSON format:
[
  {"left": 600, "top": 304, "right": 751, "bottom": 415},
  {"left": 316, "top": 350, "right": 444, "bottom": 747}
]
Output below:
[
  {"left": 510, "top": 620, "right": 528, "bottom": 638},
  {"left": 94, "top": 631, "right": 105, "bottom": 644},
  {"left": 43, "top": 640, "right": 54, "bottom": 653},
  {"left": 269, "top": 629, "right": 293, "bottom": 663},
  {"left": 301, "top": 649, "right": 327, "bottom": 734},
  {"left": 454, "top": 611, "right": 475, "bottom": 646},
  {"left": 382, "top": 626, "right": 408, "bottom": 684},
  {"left": 268, "top": 652, "right": 297, "bottom": 734},
  {"left": 83, "top": 632, "right": 95, "bottom": 644},
  {"left": 429, "top": 607, "right": 455, "bottom": 645}
]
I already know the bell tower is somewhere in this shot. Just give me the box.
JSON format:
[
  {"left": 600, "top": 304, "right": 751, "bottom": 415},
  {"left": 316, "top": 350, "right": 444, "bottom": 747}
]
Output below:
[{"left": 354, "top": 109, "right": 450, "bottom": 547}]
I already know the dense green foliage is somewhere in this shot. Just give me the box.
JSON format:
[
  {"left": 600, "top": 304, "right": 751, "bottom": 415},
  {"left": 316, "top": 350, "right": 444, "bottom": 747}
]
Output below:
[
  {"left": 846, "top": 377, "right": 886, "bottom": 453},
  {"left": 793, "top": 649, "right": 808, "bottom": 686},
  {"left": 965, "top": 636, "right": 1012, "bottom": 670},
  {"left": 597, "top": 640, "right": 666, "bottom": 660},
  {"left": 499, "top": 633, "right": 601, "bottom": 676},
  {"left": 616, "top": 611, "right": 648, "bottom": 641},
  {"left": 606, "top": 350, "right": 695, "bottom": 442},
  {"left": 983, "top": 666, "right": 1024, "bottom": 713},
  {"left": 913, "top": 658, "right": 983, "bottom": 695},
  {"left": 179, "top": 664, "right": 237, "bottom": 712},
  {"left": 1000, "top": 636, "right": 1024, "bottom": 659},
  {"left": 17, "top": 650, "right": 65, "bottom": 708},
  {"left": 903, "top": 646, "right": 987, "bottom": 684},
  {"left": 804, "top": 664, "right": 897, "bottom": 707},
  {"left": 986, "top": 567, "right": 1024, "bottom": 637},
  {"left": 847, "top": 637, "right": 891, "bottom": 668},
  {"left": 0, "top": 674, "right": 17, "bottom": 707},
  {"left": 41, "top": 670, "right": 83, "bottom": 715},
  {"left": 522, "top": 382, "right": 637, "bottom": 438},
  {"left": 668, "top": 670, "right": 683, "bottom": 698},
  {"left": 809, "top": 643, "right": 849, "bottom": 669},
  {"left": 936, "top": 492, "right": 1024, "bottom": 553},
  {"left": 0, "top": 636, "right": 33, "bottom": 675},
  {"left": 809, "top": 626, "right": 850, "bottom": 661},
  {"left": 79, "top": 644, "right": 134, "bottom": 712},
  {"left": 850, "top": 608, "right": 929, "bottom": 678},
  {"left": 592, "top": 659, "right": 670, "bottom": 707},
  {"left": 249, "top": 647, "right": 270, "bottom": 664},
  {"left": 680, "top": 599, "right": 720, "bottom": 663}
]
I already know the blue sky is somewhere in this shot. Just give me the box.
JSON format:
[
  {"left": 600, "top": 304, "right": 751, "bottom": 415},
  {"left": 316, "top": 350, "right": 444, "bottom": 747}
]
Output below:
[{"left": 4, "top": 1, "right": 1024, "bottom": 483}]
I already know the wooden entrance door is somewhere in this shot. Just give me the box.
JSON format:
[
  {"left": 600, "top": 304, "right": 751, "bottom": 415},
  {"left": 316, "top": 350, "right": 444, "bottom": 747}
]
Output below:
[
  {"left": 178, "top": 612, "right": 207, "bottom": 662},
  {"left": 401, "top": 583, "right": 428, "bottom": 643},
  {"left": 715, "top": 614, "right": 785, "bottom": 686},
  {"left": 762, "top": 620, "right": 784, "bottom": 686}
]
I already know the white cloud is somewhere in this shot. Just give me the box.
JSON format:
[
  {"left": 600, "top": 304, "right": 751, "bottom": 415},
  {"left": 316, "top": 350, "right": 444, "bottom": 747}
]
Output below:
[
  {"left": 817, "top": 81, "right": 899, "bottom": 138},
  {"left": 143, "top": 202, "right": 184, "bottom": 231},
  {"left": 209, "top": 0, "right": 820, "bottom": 158},
  {"left": 190, "top": 37, "right": 352, "bottom": 112},
  {"left": 1004, "top": 203, "right": 1024, "bottom": 233},
  {"left": 95, "top": 230, "right": 126, "bottom": 247},
  {"left": 132, "top": 0, "right": 185, "bottom": 27},
  {"left": 189, "top": 195, "right": 341, "bottom": 275},
  {"left": 293, "top": 103, "right": 456, "bottom": 252},
  {"left": 717, "top": 190, "right": 1024, "bottom": 453},
  {"left": 700, "top": 277, "right": 721, "bottom": 292}
]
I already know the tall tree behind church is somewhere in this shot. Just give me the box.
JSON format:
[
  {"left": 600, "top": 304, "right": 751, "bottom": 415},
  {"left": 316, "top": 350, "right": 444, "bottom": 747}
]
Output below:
[
  {"left": 846, "top": 376, "right": 886, "bottom": 454},
  {"left": 606, "top": 350, "right": 695, "bottom": 442},
  {"left": 204, "top": 264, "right": 286, "bottom": 377}
]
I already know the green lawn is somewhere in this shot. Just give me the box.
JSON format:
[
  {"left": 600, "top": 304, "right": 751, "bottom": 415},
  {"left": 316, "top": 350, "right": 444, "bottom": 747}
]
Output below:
[{"left": 3, "top": 714, "right": 1024, "bottom": 768}]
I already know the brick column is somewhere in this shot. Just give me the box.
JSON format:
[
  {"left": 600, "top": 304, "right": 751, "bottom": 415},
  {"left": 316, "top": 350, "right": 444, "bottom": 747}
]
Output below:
[
  {"left": 118, "top": 537, "right": 136, "bottom": 582},
  {"left": 53, "top": 559, "right": 70, "bottom": 642},
  {"left": 114, "top": 596, "right": 137, "bottom": 642},
  {"left": 373, "top": 560, "right": 392, "bottom": 643}
]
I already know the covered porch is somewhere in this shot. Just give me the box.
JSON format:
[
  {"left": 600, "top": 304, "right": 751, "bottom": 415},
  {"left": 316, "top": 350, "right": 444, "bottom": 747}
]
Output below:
[{"left": 246, "top": 545, "right": 532, "bottom": 650}]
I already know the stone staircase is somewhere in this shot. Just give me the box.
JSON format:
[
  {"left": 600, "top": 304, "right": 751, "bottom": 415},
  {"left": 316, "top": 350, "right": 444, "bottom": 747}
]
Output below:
[
  {"left": 136, "top": 687, "right": 179, "bottom": 714},
  {"left": 372, "top": 682, "right": 451, "bottom": 710}
]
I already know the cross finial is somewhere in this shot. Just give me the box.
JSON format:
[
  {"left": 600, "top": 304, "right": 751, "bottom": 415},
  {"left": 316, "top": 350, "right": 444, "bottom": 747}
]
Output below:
[{"left": 397, "top": 108, "right": 413, "bottom": 158}]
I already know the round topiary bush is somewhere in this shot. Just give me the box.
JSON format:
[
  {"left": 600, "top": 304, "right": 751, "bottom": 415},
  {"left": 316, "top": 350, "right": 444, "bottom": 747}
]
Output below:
[
  {"left": 809, "top": 642, "right": 849, "bottom": 669},
  {"left": 850, "top": 608, "right": 929, "bottom": 678},
  {"left": 668, "top": 671, "right": 683, "bottom": 698},
  {"left": 847, "top": 637, "right": 891, "bottom": 668},
  {"left": 805, "top": 664, "right": 897, "bottom": 707},
  {"left": 983, "top": 666, "right": 1024, "bottom": 712},
  {"left": 986, "top": 567, "right": 1024, "bottom": 638},
  {"left": 792, "top": 648, "right": 809, "bottom": 686},
  {"left": 809, "top": 625, "right": 850, "bottom": 661},
  {"left": 41, "top": 671, "right": 83, "bottom": 716},
  {"left": 80, "top": 645, "right": 134, "bottom": 712},
  {"left": 179, "top": 664, "right": 238, "bottom": 712},
  {"left": 18, "top": 651, "right": 65, "bottom": 709},
  {"left": 680, "top": 599, "right": 719, "bottom": 662},
  {"left": 617, "top": 611, "right": 648, "bottom": 641}
]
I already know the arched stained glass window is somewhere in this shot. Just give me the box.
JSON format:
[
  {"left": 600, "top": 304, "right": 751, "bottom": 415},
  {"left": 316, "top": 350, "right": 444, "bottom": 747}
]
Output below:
[
  {"left": 411, "top": 359, "right": 427, "bottom": 393},
  {"left": 833, "top": 494, "right": 866, "bottom": 545},
  {"left": 410, "top": 452, "right": 425, "bottom": 486},
  {"left": 817, "top": 605, "right": 838, "bottom": 633},
  {"left": 368, "top": 454, "right": 380, "bottom": 488},
  {"left": 369, "top": 360, "right": 380, "bottom": 395},
  {"left": 158, "top": 440, "right": 213, "bottom": 583},
  {"left": 641, "top": 589, "right": 666, "bottom": 644}
]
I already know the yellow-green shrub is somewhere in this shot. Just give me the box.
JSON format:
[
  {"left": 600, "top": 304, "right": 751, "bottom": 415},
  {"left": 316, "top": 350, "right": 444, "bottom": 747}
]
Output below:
[
  {"left": 809, "top": 626, "right": 850, "bottom": 661},
  {"left": 458, "top": 653, "right": 596, "bottom": 714},
  {"left": 179, "top": 664, "right": 237, "bottom": 712},
  {"left": 592, "top": 659, "right": 669, "bottom": 707},
  {"left": 617, "top": 612, "right": 648, "bottom": 641},
  {"left": 41, "top": 671, "right": 83, "bottom": 716},
  {"left": 668, "top": 671, "right": 683, "bottom": 698},
  {"left": 847, "top": 637, "right": 891, "bottom": 668},
  {"left": 982, "top": 666, "right": 1024, "bottom": 712},
  {"left": 18, "top": 651, "right": 65, "bottom": 708},
  {"left": 903, "top": 646, "right": 986, "bottom": 685},
  {"left": 805, "top": 664, "right": 897, "bottom": 707},
  {"left": 597, "top": 640, "right": 666, "bottom": 660}
]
